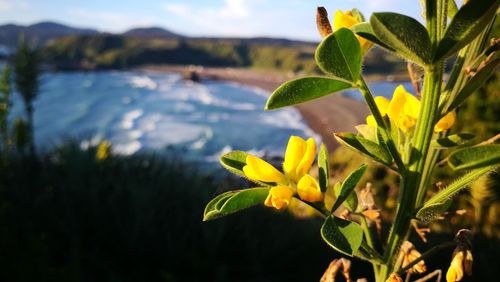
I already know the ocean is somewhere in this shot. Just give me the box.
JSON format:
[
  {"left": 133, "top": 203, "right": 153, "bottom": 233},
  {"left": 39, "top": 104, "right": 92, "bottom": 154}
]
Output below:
[{"left": 8, "top": 70, "right": 410, "bottom": 162}]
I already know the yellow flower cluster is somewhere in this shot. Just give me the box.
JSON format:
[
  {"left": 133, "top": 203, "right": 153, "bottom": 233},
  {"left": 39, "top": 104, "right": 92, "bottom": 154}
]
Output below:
[
  {"left": 243, "top": 136, "right": 323, "bottom": 209},
  {"left": 366, "top": 85, "right": 456, "bottom": 134},
  {"left": 334, "top": 10, "right": 373, "bottom": 53}
]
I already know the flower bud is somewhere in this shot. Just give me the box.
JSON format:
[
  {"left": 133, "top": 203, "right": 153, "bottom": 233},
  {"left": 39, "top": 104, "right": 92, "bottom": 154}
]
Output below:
[{"left": 316, "top": 7, "right": 333, "bottom": 38}]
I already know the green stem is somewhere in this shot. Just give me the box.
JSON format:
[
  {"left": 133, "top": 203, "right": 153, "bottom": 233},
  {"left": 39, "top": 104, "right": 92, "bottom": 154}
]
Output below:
[
  {"left": 379, "top": 64, "right": 444, "bottom": 280},
  {"left": 360, "top": 216, "right": 380, "bottom": 277},
  {"left": 358, "top": 77, "right": 406, "bottom": 173}
]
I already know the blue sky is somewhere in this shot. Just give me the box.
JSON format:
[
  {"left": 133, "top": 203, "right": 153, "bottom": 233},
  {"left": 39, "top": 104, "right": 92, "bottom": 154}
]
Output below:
[{"left": 2, "top": 0, "right": 423, "bottom": 41}]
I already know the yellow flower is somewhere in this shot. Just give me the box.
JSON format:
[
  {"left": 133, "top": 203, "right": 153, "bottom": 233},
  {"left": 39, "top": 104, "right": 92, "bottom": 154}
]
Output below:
[
  {"left": 366, "top": 96, "right": 390, "bottom": 127},
  {"left": 334, "top": 10, "right": 373, "bottom": 53},
  {"left": 446, "top": 249, "right": 473, "bottom": 282},
  {"left": 283, "top": 136, "right": 317, "bottom": 182},
  {"left": 434, "top": 111, "right": 456, "bottom": 132},
  {"left": 366, "top": 85, "right": 455, "bottom": 134},
  {"left": 96, "top": 140, "right": 112, "bottom": 160},
  {"left": 243, "top": 155, "right": 287, "bottom": 183},
  {"left": 242, "top": 136, "right": 322, "bottom": 209},
  {"left": 297, "top": 174, "right": 324, "bottom": 203},
  {"left": 264, "top": 186, "right": 294, "bottom": 209}
]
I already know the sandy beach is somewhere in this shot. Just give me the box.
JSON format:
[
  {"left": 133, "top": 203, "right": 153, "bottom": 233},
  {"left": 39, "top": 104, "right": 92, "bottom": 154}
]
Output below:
[{"left": 143, "top": 65, "right": 370, "bottom": 151}]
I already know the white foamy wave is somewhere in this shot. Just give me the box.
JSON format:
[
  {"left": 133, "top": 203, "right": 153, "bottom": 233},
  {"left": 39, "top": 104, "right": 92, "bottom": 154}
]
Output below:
[
  {"left": 121, "top": 109, "right": 143, "bottom": 129},
  {"left": 113, "top": 141, "right": 142, "bottom": 156},
  {"left": 190, "top": 128, "right": 214, "bottom": 150},
  {"left": 129, "top": 75, "right": 157, "bottom": 90},
  {"left": 204, "top": 145, "right": 232, "bottom": 162},
  {"left": 144, "top": 121, "right": 208, "bottom": 149}
]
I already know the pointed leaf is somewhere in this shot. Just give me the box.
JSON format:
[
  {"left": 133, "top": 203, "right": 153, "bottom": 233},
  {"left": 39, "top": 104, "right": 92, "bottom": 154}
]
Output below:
[
  {"left": 435, "top": 0, "right": 500, "bottom": 61},
  {"left": 431, "top": 133, "right": 475, "bottom": 149},
  {"left": 321, "top": 215, "right": 363, "bottom": 256},
  {"left": 334, "top": 133, "right": 393, "bottom": 167},
  {"left": 448, "top": 144, "right": 500, "bottom": 170},
  {"left": 333, "top": 182, "right": 358, "bottom": 212},
  {"left": 448, "top": 0, "right": 458, "bottom": 19},
  {"left": 416, "top": 199, "right": 453, "bottom": 223},
  {"left": 203, "top": 188, "right": 270, "bottom": 221},
  {"left": 318, "top": 144, "right": 329, "bottom": 192},
  {"left": 315, "top": 28, "right": 362, "bottom": 82},
  {"left": 220, "top": 150, "right": 248, "bottom": 176},
  {"left": 416, "top": 165, "right": 496, "bottom": 222},
  {"left": 350, "top": 22, "right": 395, "bottom": 51},
  {"left": 355, "top": 124, "right": 378, "bottom": 143},
  {"left": 370, "top": 12, "right": 431, "bottom": 65},
  {"left": 448, "top": 59, "right": 500, "bottom": 111},
  {"left": 331, "top": 164, "right": 367, "bottom": 212},
  {"left": 265, "top": 77, "right": 352, "bottom": 110}
]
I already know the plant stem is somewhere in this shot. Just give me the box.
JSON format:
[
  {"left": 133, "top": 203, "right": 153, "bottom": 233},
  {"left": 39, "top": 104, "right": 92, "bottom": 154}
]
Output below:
[
  {"left": 397, "top": 242, "right": 455, "bottom": 275},
  {"left": 358, "top": 77, "right": 406, "bottom": 172},
  {"left": 360, "top": 216, "right": 380, "bottom": 277}
]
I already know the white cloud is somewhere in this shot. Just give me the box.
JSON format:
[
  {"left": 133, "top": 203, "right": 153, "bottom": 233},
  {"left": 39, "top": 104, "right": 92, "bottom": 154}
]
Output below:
[
  {"left": 162, "top": 0, "right": 259, "bottom": 36},
  {"left": 0, "top": 0, "right": 29, "bottom": 11}
]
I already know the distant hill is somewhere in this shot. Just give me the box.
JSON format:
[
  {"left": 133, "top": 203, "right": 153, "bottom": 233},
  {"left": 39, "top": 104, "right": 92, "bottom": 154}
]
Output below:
[
  {"left": 0, "top": 21, "right": 405, "bottom": 75},
  {"left": 0, "top": 21, "right": 98, "bottom": 49},
  {"left": 124, "top": 27, "right": 182, "bottom": 39}
]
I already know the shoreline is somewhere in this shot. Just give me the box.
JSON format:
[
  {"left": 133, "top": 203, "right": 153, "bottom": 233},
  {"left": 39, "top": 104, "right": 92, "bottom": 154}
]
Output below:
[{"left": 143, "top": 65, "right": 371, "bottom": 151}]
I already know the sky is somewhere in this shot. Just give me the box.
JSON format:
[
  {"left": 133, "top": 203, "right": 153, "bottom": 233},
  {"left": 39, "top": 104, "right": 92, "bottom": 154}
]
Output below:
[{"left": 1, "top": 0, "right": 423, "bottom": 41}]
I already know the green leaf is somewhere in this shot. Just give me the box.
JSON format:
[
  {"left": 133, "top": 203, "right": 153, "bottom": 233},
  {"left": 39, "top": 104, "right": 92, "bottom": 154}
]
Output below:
[
  {"left": 350, "top": 22, "right": 395, "bottom": 51},
  {"left": 220, "top": 150, "right": 248, "bottom": 177},
  {"left": 355, "top": 124, "right": 378, "bottom": 143},
  {"left": 416, "top": 165, "right": 496, "bottom": 222},
  {"left": 321, "top": 215, "right": 364, "bottom": 256},
  {"left": 370, "top": 12, "right": 431, "bottom": 65},
  {"left": 315, "top": 28, "right": 362, "bottom": 82},
  {"left": 416, "top": 199, "right": 453, "bottom": 223},
  {"left": 448, "top": 144, "right": 500, "bottom": 170},
  {"left": 448, "top": 59, "right": 500, "bottom": 112},
  {"left": 334, "top": 133, "right": 393, "bottom": 167},
  {"left": 331, "top": 164, "right": 367, "bottom": 212},
  {"left": 431, "top": 133, "right": 475, "bottom": 149},
  {"left": 448, "top": 0, "right": 458, "bottom": 19},
  {"left": 265, "top": 77, "right": 352, "bottom": 110},
  {"left": 318, "top": 144, "right": 329, "bottom": 192},
  {"left": 434, "top": 0, "right": 500, "bottom": 61},
  {"left": 203, "top": 188, "right": 270, "bottom": 221},
  {"left": 333, "top": 182, "right": 358, "bottom": 212}
]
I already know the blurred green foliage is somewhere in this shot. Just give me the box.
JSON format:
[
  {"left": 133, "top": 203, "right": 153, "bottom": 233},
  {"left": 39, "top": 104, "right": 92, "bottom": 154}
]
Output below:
[
  {"left": 41, "top": 35, "right": 404, "bottom": 75},
  {"left": 0, "top": 142, "right": 378, "bottom": 282}
]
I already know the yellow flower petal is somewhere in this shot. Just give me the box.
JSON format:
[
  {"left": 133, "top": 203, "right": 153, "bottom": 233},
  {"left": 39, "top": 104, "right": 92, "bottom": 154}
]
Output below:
[
  {"left": 366, "top": 115, "right": 377, "bottom": 127},
  {"left": 403, "top": 92, "right": 421, "bottom": 119},
  {"left": 387, "top": 85, "right": 408, "bottom": 124},
  {"left": 399, "top": 114, "right": 417, "bottom": 133},
  {"left": 333, "top": 10, "right": 373, "bottom": 53},
  {"left": 243, "top": 155, "right": 286, "bottom": 183},
  {"left": 283, "top": 136, "right": 306, "bottom": 181},
  {"left": 295, "top": 138, "right": 317, "bottom": 180},
  {"left": 446, "top": 251, "right": 464, "bottom": 282},
  {"left": 264, "top": 186, "right": 294, "bottom": 209},
  {"left": 297, "top": 174, "right": 324, "bottom": 203},
  {"left": 434, "top": 111, "right": 456, "bottom": 132},
  {"left": 333, "top": 10, "right": 358, "bottom": 30},
  {"left": 374, "top": 96, "right": 390, "bottom": 116}
]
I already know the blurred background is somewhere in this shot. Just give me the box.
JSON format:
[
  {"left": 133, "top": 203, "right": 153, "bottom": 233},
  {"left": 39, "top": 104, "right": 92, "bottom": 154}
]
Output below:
[{"left": 0, "top": 0, "right": 498, "bottom": 281}]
